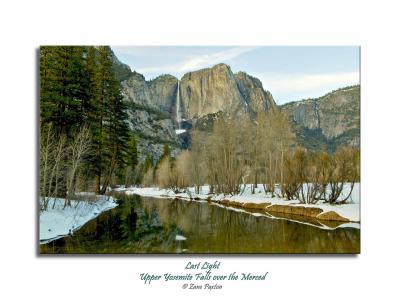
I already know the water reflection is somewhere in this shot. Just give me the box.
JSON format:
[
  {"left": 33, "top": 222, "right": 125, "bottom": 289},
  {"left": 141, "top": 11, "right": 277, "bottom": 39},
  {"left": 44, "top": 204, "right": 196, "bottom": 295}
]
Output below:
[{"left": 40, "top": 193, "right": 360, "bottom": 254}]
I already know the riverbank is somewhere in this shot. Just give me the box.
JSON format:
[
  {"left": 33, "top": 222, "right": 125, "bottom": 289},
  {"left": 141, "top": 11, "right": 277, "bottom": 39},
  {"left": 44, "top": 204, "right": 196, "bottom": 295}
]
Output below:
[
  {"left": 122, "top": 184, "right": 360, "bottom": 224},
  {"left": 39, "top": 195, "right": 118, "bottom": 244}
]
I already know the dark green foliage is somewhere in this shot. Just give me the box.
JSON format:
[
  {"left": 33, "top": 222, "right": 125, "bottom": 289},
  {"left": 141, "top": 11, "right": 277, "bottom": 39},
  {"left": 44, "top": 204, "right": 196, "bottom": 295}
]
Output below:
[
  {"left": 127, "top": 135, "right": 139, "bottom": 168},
  {"left": 93, "top": 46, "right": 130, "bottom": 194},
  {"left": 134, "top": 155, "right": 154, "bottom": 186},
  {"left": 152, "top": 144, "right": 172, "bottom": 179},
  {"left": 142, "top": 155, "right": 154, "bottom": 173},
  {"left": 110, "top": 53, "right": 132, "bottom": 82},
  {"left": 160, "top": 144, "right": 171, "bottom": 161},
  {"left": 40, "top": 46, "right": 91, "bottom": 137},
  {"left": 40, "top": 46, "right": 130, "bottom": 195},
  {"left": 292, "top": 124, "right": 360, "bottom": 153},
  {"left": 293, "top": 125, "right": 334, "bottom": 153}
]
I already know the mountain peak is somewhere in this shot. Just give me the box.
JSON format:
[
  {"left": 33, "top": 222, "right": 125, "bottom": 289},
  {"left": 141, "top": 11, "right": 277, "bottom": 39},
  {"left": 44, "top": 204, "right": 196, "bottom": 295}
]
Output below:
[
  {"left": 212, "top": 63, "right": 231, "bottom": 70},
  {"left": 149, "top": 74, "right": 178, "bottom": 83}
]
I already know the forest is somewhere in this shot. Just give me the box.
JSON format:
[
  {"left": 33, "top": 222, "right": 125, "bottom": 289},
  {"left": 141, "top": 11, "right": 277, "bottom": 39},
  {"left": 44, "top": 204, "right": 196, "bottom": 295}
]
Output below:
[
  {"left": 40, "top": 46, "right": 136, "bottom": 210},
  {"left": 144, "top": 111, "right": 360, "bottom": 205},
  {"left": 39, "top": 46, "right": 360, "bottom": 212}
]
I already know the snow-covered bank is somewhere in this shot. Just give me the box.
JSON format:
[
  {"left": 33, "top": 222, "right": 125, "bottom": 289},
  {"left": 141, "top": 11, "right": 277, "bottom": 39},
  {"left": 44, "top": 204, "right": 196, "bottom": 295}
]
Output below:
[
  {"left": 40, "top": 195, "right": 118, "bottom": 244},
  {"left": 124, "top": 183, "right": 360, "bottom": 223}
]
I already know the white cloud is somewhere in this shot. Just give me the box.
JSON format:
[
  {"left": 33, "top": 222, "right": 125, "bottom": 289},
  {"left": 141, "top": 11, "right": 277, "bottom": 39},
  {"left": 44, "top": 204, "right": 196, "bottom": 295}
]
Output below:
[
  {"left": 257, "top": 72, "right": 359, "bottom": 103},
  {"left": 136, "top": 46, "right": 258, "bottom": 75}
]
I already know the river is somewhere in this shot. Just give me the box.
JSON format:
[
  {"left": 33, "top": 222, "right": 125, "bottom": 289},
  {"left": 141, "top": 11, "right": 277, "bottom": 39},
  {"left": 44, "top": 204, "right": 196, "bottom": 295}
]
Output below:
[{"left": 40, "top": 193, "right": 360, "bottom": 254}]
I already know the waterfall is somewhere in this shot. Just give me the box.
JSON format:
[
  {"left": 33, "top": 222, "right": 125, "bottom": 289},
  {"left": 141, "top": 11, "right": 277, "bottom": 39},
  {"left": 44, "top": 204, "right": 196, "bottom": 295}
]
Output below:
[{"left": 176, "top": 81, "right": 181, "bottom": 129}]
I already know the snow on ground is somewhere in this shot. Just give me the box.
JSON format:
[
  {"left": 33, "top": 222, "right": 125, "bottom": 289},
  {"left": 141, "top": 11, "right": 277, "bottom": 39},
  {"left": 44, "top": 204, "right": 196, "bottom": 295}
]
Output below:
[
  {"left": 175, "top": 235, "right": 187, "bottom": 241},
  {"left": 40, "top": 195, "right": 118, "bottom": 244},
  {"left": 175, "top": 129, "right": 186, "bottom": 135},
  {"left": 124, "top": 183, "right": 360, "bottom": 223},
  {"left": 211, "top": 199, "right": 360, "bottom": 231}
]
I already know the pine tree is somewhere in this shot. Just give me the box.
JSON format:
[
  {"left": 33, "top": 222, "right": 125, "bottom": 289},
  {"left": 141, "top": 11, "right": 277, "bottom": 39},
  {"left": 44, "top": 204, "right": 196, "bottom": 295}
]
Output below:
[
  {"left": 160, "top": 144, "right": 171, "bottom": 161},
  {"left": 40, "top": 46, "right": 91, "bottom": 198},
  {"left": 123, "top": 134, "right": 139, "bottom": 187},
  {"left": 40, "top": 46, "right": 90, "bottom": 137},
  {"left": 143, "top": 155, "right": 153, "bottom": 173},
  {"left": 127, "top": 135, "right": 138, "bottom": 169},
  {"left": 97, "top": 46, "right": 129, "bottom": 194},
  {"left": 40, "top": 45, "right": 130, "bottom": 196}
]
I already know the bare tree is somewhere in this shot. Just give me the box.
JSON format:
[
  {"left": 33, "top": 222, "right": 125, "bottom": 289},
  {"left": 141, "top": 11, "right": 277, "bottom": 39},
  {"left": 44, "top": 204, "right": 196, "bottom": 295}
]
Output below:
[
  {"left": 190, "top": 130, "right": 206, "bottom": 194},
  {"left": 64, "top": 126, "right": 91, "bottom": 207},
  {"left": 210, "top": 117, "right": 246, "bottom": 195},
  {"left": 39, "top": 123, "right": 69, "bottom": 210},
  {"left": 40, "top": 124, "right": 54, "bottom": 210},
  {"left": 327, "top": 147, "right": 359, "bottom": 204},
  {"left": 156, "top": 157, "right": 171, "bottom": 189},
  {"left": 175, "top": 150, "right": 191, "bottom": 191},
  {"left": 142, "top": 167, "right": 155, "bottom": 187}
]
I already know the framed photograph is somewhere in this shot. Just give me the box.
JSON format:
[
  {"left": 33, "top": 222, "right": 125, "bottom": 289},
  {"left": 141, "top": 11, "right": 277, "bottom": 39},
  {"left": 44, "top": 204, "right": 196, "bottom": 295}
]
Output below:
[{"left": 39, "top": 46, "right": 360, "bottom": 254}]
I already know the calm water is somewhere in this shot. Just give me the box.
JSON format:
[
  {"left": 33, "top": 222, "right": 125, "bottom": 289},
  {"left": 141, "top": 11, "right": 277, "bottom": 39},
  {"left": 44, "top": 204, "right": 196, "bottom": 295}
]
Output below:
[{"left": 40, "top": 193, "right": 360, "bottom": 254}]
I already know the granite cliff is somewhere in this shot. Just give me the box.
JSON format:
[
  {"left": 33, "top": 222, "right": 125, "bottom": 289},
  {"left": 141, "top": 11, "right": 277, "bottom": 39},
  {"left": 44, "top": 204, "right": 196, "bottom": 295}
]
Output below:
[
  {"left": 119, "top": 62, "right": 278, "bottom": 161},
  {"left": 111, "top": 49, "right": 359, "bottom": 160},
  {"left": 179, "top": 64, "right": 275, "bottom": 121},
  {"left": 281, "top": 85, "right": 360, "bottom": 152}
]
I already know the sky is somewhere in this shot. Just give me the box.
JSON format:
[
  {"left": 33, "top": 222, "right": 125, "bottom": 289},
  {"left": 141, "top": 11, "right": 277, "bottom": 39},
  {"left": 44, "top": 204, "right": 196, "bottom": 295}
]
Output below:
[{"left": 112, "top": 46, "right": 359, "bottom": 104}]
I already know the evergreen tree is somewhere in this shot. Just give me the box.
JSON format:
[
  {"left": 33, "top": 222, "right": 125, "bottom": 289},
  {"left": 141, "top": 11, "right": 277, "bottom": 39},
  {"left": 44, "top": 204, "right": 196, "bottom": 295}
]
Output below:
[
  {"left": 40, "top": 46, "right": 91, "bottom": 197},
  {"left": 97, "top": 46, "right": 129, "bottom": 194},
  {"left": 40, "top": 46, "right": 90, "bottom": 137},
  {"left": 127, "top": 135, "right": 138, "bottom": 169},
  {"left": 40, "top": 45, "right": 130, "bottom": 195},
  {"left": 143, "top": 155, "right": 153, "bottom": 173},
  {"left": 122, "top": 134, "right": 139, "bottom": 187},
  {"left": 160, "top": 144, "right": 171, "bottom": 161},
  {"left": 154, "top": 144, "right": 172, "bottom": 174}
]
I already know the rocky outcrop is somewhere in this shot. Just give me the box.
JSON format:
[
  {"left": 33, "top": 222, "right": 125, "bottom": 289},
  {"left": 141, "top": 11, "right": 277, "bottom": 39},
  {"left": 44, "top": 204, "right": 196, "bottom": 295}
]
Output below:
[
  {"left": 121, "top": 72, "right": 182, "bottom": 162},
  {"left": 126, "top": 105, "right": 182, "bottom": 163},
  {"left": 179, "top": 64, "right": 276, "bottom": 120},
  {"left": 121, "top": 63, "right": 277, "bottom": 123},
  {"left": 122, "top": 73, "right": 179, "bottom": 117},
  {"left": 148, "top": 75, "right": 179, "bottom": 115},
  {"left": 266, "top": 205, "right": 323, "bottom": 218},
  {"left": 281, "top": 85, "right": 360, "bottom": 151},
  {"left": 316, "top": 211, "right": 350, "bottom": 222},
  {"left": 119, "top": 62, "right": 279, "bottom": 161},
  {"left": 234, "top": 71, "right": 275, "bottom": 116},
  {"left": 122, "top": 72, "right": 152, "bottom": 107},
  {"left": 110, "top": 50, "right": 132, "bottom": 82},
  {"left": 180, "top": 64, "right": 246, "bottom": 119}
]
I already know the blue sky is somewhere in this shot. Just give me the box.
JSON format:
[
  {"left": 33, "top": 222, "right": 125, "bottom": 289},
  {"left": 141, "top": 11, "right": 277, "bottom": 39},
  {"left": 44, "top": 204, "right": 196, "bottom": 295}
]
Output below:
[{"left": 112, "top": 46, "right": 359, "bottom": 104}]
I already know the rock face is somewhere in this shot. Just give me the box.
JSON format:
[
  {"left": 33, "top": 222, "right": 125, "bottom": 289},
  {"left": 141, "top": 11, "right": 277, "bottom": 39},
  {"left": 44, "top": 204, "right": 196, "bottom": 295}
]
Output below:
[
  {"left": 180, "top": 64, "right": 245, "bottom": 119},
  {"left": 120, "top": 72, "right": 182, "bottom": 162},
  {"left": 179, "top": 64, "right": 276, "bottom": 120},
  {"left": 148, "top": 75, "right": 178, "bottom": 116},
  {"left": 234, "top": 71, "right": 275, "bottom": 116},
  {"left": 122, "top": 63, "right": 277, "bottom": 123},
  {"left": 281, "top": 86, "right": 360, "bottom": 151},
  {"left": 110, "top": 50, "right": 132, "bottom": 82},
  {"left": 111, "top": 46, "right": 360, "bottom": 160},
  {"left": 126, "top": 106, "right": 182, "bottom": 162},
  {"left": 119, "top": 62, "right": 278, "bottom": 161},
  {"left": 122, "top": 73, "right": 179, "bottom": 116},
  {"left": 122, "top": 72, "right": 152, "bottom": 107}
]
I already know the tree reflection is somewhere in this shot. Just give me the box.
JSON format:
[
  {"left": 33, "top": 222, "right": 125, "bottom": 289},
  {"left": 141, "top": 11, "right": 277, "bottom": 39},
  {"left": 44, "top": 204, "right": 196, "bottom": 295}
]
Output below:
[{"left": 41, "top": 193, "right": 360, "bottom": 254}]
